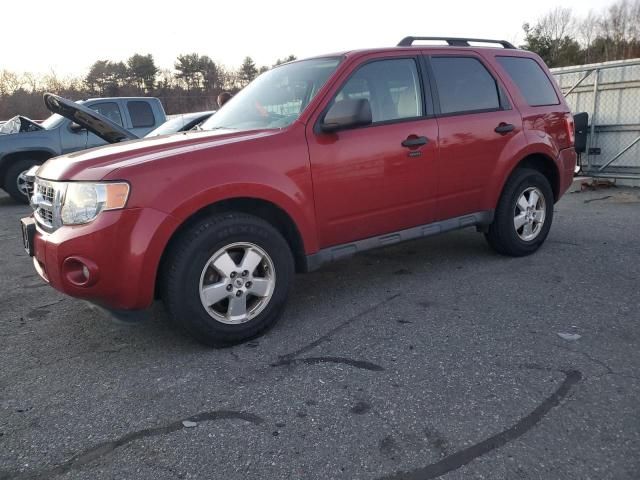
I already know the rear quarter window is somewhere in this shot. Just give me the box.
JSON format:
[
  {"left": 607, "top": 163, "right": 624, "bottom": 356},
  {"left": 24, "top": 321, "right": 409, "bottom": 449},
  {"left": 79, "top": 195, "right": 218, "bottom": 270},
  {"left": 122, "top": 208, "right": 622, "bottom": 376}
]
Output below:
[
  {"left": 127, "top": 101, "right": 156, "bottom": 128},
  {"left": 497, "top": 56, "right": 559, "bottom": 107}
]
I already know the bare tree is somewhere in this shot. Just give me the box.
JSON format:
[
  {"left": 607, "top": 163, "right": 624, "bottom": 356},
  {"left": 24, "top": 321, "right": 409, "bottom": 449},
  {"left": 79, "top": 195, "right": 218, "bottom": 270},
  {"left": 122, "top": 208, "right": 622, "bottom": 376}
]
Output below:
[
  {"left": 21, "top": 73, "right": 39, "bottom": 92},
  {"left": 578, "top": 10, "right": 599, "bottom": 62},
  {"left": 0, "top": 70, "right": 23, "bottom": 96},
  {"left": 537, "top": 7, "right": 576, "bottom": 65}
]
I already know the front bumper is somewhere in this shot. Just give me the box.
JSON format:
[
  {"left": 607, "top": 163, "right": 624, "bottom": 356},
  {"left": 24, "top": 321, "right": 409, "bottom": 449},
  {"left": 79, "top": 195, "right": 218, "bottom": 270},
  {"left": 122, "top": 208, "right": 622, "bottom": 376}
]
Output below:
[{"left": 25, "top": 207, "right": 178, "bottom": 311}]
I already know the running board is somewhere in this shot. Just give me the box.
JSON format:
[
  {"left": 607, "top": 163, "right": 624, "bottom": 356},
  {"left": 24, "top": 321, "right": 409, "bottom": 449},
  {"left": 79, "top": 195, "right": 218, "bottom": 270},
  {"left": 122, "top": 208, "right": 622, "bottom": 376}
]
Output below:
[{"left": 304, "top": 211, "right": 494, "bottom": 271}]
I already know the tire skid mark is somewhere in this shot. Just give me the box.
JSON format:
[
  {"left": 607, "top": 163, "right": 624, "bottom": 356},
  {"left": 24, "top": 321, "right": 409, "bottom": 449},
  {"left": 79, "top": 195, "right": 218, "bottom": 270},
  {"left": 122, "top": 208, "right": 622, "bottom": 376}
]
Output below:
[
  {"left": 32, "top": 299, "right": 64, "bottom": 310},
  {"left": 377, "top": 370, "right": 582, "bottom": 480},
  {"left": 272, "top": 356, "right": 385, "bottom": 372},
  {"left": 0, "top": 410, "right": 263, "bottom": 480},
  {"left": 277, "top": 293, "right": 401, "bottom": 362}
]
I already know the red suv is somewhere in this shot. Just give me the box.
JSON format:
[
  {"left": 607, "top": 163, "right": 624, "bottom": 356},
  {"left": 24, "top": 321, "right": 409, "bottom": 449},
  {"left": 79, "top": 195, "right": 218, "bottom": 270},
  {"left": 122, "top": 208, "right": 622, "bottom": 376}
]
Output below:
[{"left": 21, "top": 37, "right": 577, "bottom": 345}]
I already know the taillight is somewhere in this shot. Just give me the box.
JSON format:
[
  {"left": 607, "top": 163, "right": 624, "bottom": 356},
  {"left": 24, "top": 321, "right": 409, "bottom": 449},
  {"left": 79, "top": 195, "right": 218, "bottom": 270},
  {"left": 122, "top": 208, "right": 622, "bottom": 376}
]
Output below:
[{"left": 564, "top": 114, "right": 575, "bottom": 146}]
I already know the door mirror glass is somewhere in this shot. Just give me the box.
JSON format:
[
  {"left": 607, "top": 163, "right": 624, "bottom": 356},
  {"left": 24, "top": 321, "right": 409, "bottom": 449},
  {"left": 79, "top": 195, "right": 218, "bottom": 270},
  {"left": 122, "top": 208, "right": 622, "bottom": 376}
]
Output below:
[{"left": 321, "top": 98, "right": 372, "bottom": 132}]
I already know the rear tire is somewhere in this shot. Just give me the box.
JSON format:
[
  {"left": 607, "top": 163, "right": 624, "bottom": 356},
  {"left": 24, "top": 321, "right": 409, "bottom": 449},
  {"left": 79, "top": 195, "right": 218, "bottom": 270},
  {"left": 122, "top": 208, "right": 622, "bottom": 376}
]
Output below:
[
  {"left": 485, "top": 168, "right": 554, "bottom": 257},
  {"left": 161, "top": 212, "right": 295, "bottom": 346},
  {"left": 3, "top": 159, "right": 39, "bottom": 204}
]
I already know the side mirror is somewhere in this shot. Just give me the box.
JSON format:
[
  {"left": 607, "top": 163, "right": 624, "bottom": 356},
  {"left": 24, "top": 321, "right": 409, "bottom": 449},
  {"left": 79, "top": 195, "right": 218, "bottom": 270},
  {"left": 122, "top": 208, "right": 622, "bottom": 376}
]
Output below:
[
  {"left": 69, "top": 122, "right": 85, "bottom": 133},
  {"left": 320, "top": 98, "right": 372, "bottom": 133}
]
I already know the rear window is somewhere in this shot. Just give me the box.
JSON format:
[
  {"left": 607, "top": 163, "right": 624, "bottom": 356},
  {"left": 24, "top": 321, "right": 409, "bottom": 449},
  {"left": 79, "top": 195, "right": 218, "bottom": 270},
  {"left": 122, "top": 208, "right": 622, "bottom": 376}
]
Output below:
[
  {"left": 127, "top": 101, "right": 155, "bottom": 128},
  {"left": 431, "top": 57, "right": 500, "bottom": 114},
  {"left": 497, "top": 57, "right": 559, "bottom": 107}
]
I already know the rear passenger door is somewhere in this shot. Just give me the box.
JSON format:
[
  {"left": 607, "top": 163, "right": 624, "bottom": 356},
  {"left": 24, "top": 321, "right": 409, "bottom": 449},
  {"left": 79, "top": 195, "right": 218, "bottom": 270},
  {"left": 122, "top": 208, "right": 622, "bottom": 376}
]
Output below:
[{"left": 427, "top": 54, "right": 522, "bottom": 220}]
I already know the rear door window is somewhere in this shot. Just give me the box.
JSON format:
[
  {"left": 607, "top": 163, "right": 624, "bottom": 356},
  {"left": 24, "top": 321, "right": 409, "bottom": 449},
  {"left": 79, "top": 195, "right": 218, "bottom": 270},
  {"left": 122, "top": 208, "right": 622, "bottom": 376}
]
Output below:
[
  {"left": 89, "top": 102, "right": 123, "bottom": 126},
  {"left": 496, "top": 56, "right": 559, "bottom": 106},
  {"left": 127, "top": 101, "right": 156, "bottom": 128},
  {"left": 430, "top": 57, "right": 500, "bottom": 114}
]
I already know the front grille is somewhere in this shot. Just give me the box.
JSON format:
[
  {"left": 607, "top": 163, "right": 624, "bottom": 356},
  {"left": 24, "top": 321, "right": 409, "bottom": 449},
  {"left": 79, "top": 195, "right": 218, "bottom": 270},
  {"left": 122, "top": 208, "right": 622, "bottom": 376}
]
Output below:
[
  {"left": 24, "top": 166, "right": 39, "bottom": 200},
  {"left": 32, "top": 179, "right": 62, "bottom": 230},
  {"left": 37, "top": 207, "right": 54, "bottom": 226}
]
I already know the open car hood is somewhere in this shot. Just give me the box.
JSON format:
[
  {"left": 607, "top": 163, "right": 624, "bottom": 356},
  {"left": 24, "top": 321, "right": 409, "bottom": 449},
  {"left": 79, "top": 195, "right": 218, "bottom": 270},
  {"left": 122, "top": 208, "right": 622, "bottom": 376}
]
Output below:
[{"left": 43, "top": 93, "right": 138, "bottom": 144}]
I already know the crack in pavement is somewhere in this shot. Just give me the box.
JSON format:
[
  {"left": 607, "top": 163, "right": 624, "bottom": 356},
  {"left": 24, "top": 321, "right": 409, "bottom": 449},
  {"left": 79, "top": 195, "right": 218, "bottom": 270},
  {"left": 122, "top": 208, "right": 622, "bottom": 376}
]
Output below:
[
  {"left": 268, "top": 295, "right": 397, "bottom": 374},
  {"left": 555, "top": 343, "right": 640, "bottom": 382},
  {"left": 276, "top": 293, "right": 401, "bottom": 362},
  {"left": 0, "top": 410, "right": 264, "bottom": 480},
  {"left": 376, "top": 370, "right": 582, "bottom": 480},
  {"left": 31, "top": 299, "right": 65, "bottom": 310},
  {"left": 584, "top": 195, "right": 613, "bottom": 204},
  {"left": 554, "top": 342, "right": 614, "bottom": 374},
  {"left": 272, "top": 356, "right": 385, "bottom": 371}
]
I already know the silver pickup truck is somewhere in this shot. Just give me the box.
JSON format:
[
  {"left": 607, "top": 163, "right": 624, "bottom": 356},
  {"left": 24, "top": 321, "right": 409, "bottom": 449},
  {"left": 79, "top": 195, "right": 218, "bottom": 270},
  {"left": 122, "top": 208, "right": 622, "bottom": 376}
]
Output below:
[{"left": 0, "top": 97, "right": 166, "bottom": 202}]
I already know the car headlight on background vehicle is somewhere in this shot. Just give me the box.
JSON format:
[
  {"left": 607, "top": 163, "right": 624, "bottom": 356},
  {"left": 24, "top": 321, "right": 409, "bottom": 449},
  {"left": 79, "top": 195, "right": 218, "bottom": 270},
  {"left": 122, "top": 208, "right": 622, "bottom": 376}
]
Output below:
[{"left": 60, "top": 182, "right": 130, "bottom": 225}]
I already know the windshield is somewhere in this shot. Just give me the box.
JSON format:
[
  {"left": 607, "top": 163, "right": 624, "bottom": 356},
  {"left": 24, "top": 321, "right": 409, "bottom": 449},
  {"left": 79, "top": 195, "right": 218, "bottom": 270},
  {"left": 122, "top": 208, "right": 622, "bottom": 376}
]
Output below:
[
  {"left": 40, "top": 99, "right": 86, "bottom": 130},
  {"left": 146, "top": 116, "right": 190, "bottom": 137},
  {"left": 146, "top": 113, "right": 202, "bottom": 137},
  {"left": 201, "top": 57, "right": 341, "bottom": 132}
]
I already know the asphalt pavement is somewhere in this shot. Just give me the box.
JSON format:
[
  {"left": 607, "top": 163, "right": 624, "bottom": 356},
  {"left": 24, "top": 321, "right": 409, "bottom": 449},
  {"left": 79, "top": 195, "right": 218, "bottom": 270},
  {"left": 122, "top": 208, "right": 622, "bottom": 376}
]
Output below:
[{"left": 0, "top": 184, "right": 639, "bottom": 480}]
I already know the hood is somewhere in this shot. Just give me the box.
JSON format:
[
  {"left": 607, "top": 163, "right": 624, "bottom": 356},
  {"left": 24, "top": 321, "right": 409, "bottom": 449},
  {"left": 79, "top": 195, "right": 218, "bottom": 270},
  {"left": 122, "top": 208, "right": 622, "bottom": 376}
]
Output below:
[
  {"left": 43, "top": 93, "right": 138, "bottom": 144},
  {"left": 37, "top": 127, "right": 282, "bottom": 181},
  {"left": 0, "top": 115, "right": 44, "bottom": 135}
]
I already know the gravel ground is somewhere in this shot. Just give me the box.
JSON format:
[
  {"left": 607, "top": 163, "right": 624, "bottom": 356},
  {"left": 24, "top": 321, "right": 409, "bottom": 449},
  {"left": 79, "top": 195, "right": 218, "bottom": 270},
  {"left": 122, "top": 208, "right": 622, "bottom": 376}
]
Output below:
[{"left": 0, "top": 184, "right": 639, "bottom": 480}]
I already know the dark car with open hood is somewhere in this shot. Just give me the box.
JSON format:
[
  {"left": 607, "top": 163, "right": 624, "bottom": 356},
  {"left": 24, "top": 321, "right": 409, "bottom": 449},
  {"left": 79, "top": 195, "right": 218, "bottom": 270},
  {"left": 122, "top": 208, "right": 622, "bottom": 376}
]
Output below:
[
  {"left": 0, "top": 95, "right": 166, "bottom": 202},
  {"left": 20, "top": 37, "right": 585, "bottom": 346}
]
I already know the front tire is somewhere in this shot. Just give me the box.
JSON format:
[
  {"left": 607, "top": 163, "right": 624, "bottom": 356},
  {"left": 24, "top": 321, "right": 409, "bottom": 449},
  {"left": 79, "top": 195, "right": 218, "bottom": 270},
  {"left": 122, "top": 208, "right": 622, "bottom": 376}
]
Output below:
[
  {"left": 162, "top": 212, "right": 295, "bottom": 346},
  {"left": 3, "top": 159, "right": 39, "bottom": 204},
  {"left": 485, "top": 168, "right": 554, "bottom": 257}
]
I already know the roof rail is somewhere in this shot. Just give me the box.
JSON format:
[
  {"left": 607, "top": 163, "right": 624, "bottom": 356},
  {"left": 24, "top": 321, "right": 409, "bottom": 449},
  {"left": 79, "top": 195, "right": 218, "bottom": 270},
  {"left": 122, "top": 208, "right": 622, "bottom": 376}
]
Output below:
[{"left": 397, "top": 37, "right": 516, "bottom": 49}]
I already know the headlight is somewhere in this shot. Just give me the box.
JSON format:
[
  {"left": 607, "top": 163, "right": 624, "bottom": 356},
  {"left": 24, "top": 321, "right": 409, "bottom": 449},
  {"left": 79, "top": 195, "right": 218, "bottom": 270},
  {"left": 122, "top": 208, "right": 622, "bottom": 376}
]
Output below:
[{"left": 60, "top": 182, "right": 130, "bottom": 225}]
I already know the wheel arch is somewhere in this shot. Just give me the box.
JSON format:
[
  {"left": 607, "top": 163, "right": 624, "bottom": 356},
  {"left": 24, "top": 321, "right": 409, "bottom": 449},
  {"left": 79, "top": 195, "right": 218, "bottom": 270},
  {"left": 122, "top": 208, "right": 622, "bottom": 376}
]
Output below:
[
  {"left": 154, "top": 196, "right": 309, "bottom": 299},
  {"left": 514, "top": 153, "right": 560, "bottom": 201},
  {"left": 496, "top": 152, "right": 560, "bottom": 206},
  {"left": 0, "top": 150, "right": 55, "bottom": 187}
]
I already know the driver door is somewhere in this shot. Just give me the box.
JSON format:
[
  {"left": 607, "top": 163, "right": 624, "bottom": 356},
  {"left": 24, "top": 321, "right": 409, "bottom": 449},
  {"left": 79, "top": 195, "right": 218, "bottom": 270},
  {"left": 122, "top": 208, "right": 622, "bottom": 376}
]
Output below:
[
  {"left": 60, "top": 121, "right": 88, "bottom": 154},
  {"left": 307, "top": 56, "right": 439, "bottom": 248},
  {"left": 59, "top": 101, "right": 124, "bottom": 153}
]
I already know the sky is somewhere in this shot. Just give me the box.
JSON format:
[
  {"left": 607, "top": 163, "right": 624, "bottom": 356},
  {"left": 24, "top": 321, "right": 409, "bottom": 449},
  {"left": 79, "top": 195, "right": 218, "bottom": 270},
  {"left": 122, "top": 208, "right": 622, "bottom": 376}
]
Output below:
[{"left": 2, "top": 0, "right": 612, "bottom": 77}]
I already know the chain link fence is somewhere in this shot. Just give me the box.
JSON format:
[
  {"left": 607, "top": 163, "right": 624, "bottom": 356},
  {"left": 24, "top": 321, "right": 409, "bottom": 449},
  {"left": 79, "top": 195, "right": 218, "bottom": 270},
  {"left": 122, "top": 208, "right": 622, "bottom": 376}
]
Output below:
[{"left": 552, "top": 59, "right": 640, "bottom": 180}]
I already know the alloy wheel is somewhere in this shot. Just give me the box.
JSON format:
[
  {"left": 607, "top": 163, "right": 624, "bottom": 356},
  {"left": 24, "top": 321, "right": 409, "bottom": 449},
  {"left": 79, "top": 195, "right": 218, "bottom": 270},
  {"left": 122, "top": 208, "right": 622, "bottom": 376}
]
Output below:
[
  {"left": 199, "top": 242, "right": 276, "bottom": 324},
  {"left": 513, "top": 186, "right": 546, "bottom": 241},
  {"left": 17, "top": 170, "right": 31, "bottom": 197}
]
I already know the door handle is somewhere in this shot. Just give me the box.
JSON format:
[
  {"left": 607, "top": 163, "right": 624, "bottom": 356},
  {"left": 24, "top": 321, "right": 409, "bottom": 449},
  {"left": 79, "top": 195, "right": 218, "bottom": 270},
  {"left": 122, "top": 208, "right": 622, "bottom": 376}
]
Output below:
[
  {"left": 401, "top": 136, "right": 429, "bottom": 148},
  {"left": 495, "top": 123, "right": 515, "bottom": 134}
]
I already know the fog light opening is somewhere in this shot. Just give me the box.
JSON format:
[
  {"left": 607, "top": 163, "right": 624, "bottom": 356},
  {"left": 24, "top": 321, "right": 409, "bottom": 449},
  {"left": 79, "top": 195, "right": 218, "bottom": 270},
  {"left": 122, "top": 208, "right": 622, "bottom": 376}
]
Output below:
[{"left": 63, "top": 257, "right": 99, "bottom": 287}]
